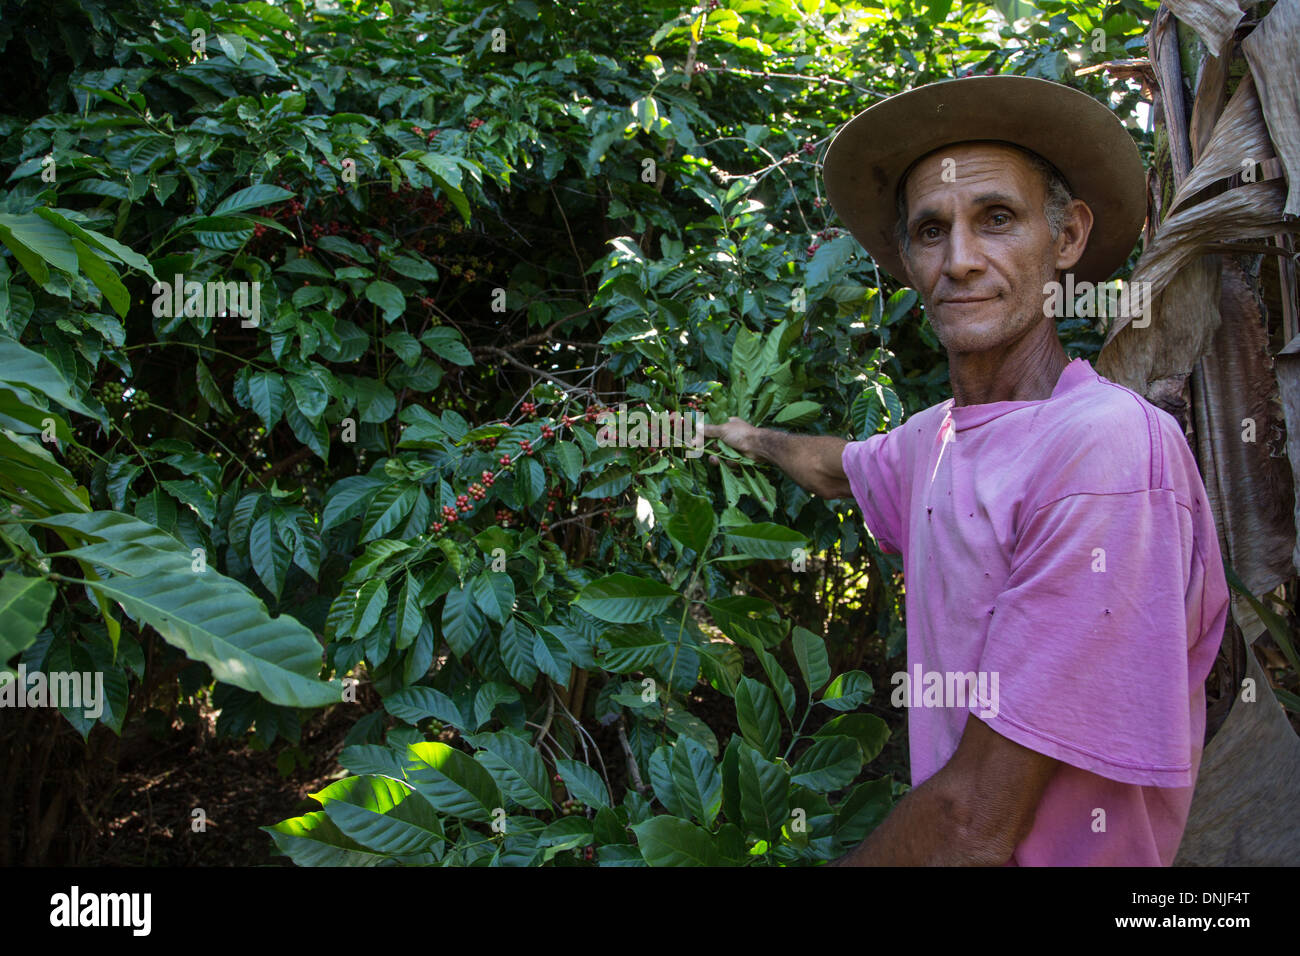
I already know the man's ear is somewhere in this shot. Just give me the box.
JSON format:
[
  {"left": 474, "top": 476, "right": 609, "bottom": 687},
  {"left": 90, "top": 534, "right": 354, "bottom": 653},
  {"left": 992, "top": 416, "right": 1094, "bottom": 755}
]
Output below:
[{"left": 1053, "top": 198, "right": 1094, "bottom": 273}]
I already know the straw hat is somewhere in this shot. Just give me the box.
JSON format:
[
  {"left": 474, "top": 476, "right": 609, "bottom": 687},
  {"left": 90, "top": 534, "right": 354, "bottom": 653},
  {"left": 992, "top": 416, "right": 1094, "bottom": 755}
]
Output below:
[{"left": 822, "top": 75, "right": 1147, "bottom": 284}]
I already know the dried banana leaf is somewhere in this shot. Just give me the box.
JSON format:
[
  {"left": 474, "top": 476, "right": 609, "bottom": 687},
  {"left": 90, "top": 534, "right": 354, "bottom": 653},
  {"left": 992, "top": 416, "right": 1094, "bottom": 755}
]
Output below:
[
  {"left": 1174, "top": 647, "right": 1300, "bottom": 865},
  {"left": 1190, "top": 259, "right": 1296, "bottom": 598},
  {"left": 1164, "top": 0, "right": 1251, "bottom": 57},
  {"left": 1242, "top": 0, "right": 1300, "bottom": 217}
]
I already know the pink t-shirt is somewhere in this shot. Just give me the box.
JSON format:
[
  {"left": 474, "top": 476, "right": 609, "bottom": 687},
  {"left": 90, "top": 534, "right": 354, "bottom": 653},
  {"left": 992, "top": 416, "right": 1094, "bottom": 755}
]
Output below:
[{"left": 842, "top": 358, "right": 1228, "bottom": 865}]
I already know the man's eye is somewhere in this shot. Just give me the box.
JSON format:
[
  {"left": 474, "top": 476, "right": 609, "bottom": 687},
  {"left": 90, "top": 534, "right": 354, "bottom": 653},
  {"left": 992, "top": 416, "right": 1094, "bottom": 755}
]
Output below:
[
  {"left": 920, "top": 226, "right": 941, "bottom": 240},
  {"left": 990, "top": 212, "right": 1011, "bottom": 226}
]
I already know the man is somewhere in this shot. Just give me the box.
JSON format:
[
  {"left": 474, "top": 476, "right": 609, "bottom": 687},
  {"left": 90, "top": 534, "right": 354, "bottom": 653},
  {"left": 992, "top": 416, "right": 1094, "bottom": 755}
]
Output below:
[{"left": 702, "top": 76, "right": 1229, "bottom": 866}]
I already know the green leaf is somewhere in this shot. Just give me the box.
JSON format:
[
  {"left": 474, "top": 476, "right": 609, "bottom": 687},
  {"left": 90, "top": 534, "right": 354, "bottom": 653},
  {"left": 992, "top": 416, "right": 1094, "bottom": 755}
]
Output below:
[
  {"left": 404, "top": 741, "right": 501, "bottom": 822},
  {"left": 351, "top": 577, "right": 389, "bottom": 638},
  {"left": 649, "top": 745, "right": 689, "bottom": 817},
  {"left": 196, "top": 360, "right": 233, "bottom": 416},
  {"left": 72, "top": 238, "right": 128, "bottom": 317},
  {"left": 498, "top": 617, "right": 538, "bottom": 687},
  {"left": 84, "top": 569, "right": 341, "bottom": 708},
  {"left": 249, "top": 509, "right": 290, "bottom": 599},
  {"left": 0, "top": 337, "right": 106, "bottom": 426},
  {"left": 735, "top": 677, "right": 781, "bottom": 759},
  {"left": 723, "top": 522, "right": 807, "bottom": 560},
  {"left": 365, "top": 280, "right": 406, "bottom": 322},
  {"left": 790, "top": 736, "right": 862, "bottom": 790},
  {"left": 321, "top": 475, "right": 385, "bottom": 531},
  {"left": 353, "top": 378, "right": 396, "bottom": 423},
  {"left": 755, "top": 646, "right": 796, "bottom": 719},
  {"left": 669, "top": 736, "right": 722, "bottom": 826},
  {"left": 792, "top": 626, "right": 831, "bottom": 693},
  {"left": 720, "top": 734, "right": 743, "bottom": 827},
  {"left": 665, "top": 489, "right": 715, "bottom": 555},
  {"left": 441, "top": 582, "right": 484, "bottom": 658},
  {"left": 383, "top": 685, "right": 465, "bottom": 728},
  {"left": 574, "top": 573, "right": 679, "bottom": 623},
  {"left": 0, "top": 212, "right": 77, "bottom": 276},
  {"left": 312, "top": 775, "right": 444, "bottom": 857},
  {"left": 773, "top": 400, "right": 822, "bottom": 428},
  {"left": 532, "top": 627, "right": 571, "bottom": 686},
  {"left": 737, "top": 743, "right": 789, "bottom": 842},
  {"left": 420, "top": 330, "right": 473, "bottom": 366},
  {"left": 247, "top": 369, "right": 286, "bottom": 431},
  {"left": 472, "top": 731, "right": 552, "bottom": 810},
  {"left": 835, "top": 777, "right": 893, "bottom": 846},
  {"left": 289, "top": 369, "right": 331, "bottom": 419},
  {"left": 557, "top": 758, "right": 611, "bottom": 808},
  {"left": 360, "top": 482, "right": 417, "bottom": 542},
  {"left": 0, "top": 573, "right": 55, "bottom": 661},
  {"left": 213, "top": 184, "right": 294, "bottom": 216},
  {"left": 395, "top": 572, "right": 423, "bottom": 648},
  {"left": 473, "top": 681, "right": 521, "bottom": 729},
  {"left": 263, "top": 811, "right": 388, "bottom": 866},
  {"left": 813, "top": 713, "right": 891, "bottom": 764},
  {"left": 819, "top": 671, "right": 875, "bottom": 711},
  {"left": 31, "top": 207, "right": 155, "bottom": 279},
  {"left": 551, "top": 441, "right": 582, "bottom": 482},
  {"left": 472, "top": 570, "right": 515, "bottom": 624},
  {"left": 631, "top": 815, "right": 721, "bottom": 866},
  {"left": 512, "top": 457, "right": 545, "bottom": 506}
]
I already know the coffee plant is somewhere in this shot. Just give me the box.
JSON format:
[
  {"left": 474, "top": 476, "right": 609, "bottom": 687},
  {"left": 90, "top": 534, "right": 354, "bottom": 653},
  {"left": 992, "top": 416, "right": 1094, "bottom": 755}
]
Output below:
[{"left": 0, "top": 0, "right": 1145, "bottom": 864}]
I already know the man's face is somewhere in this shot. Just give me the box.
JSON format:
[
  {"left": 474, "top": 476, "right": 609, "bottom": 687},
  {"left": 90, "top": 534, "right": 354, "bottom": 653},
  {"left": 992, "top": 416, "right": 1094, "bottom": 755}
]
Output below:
[{"left": 898, "top": 142, "right": 1086, "bottom": 356}]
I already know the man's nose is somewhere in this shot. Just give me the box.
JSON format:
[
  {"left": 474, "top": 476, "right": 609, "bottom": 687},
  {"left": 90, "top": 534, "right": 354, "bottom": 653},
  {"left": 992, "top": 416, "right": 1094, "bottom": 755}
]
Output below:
[{"left": 943, "top": 221, "right": 986, "bottom": 279}]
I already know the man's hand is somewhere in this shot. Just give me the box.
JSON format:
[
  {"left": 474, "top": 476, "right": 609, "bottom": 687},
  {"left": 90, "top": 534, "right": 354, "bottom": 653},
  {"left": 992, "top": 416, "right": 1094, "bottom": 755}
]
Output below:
[
  {"left": 700, "top": 416, "right": 766, "bottom": 462},
  {"left": 829, "top": 714, "right": 1059, "bottom": 866},
  {"left": 700, "top": 417, "right": 852, "bottom": 500}
]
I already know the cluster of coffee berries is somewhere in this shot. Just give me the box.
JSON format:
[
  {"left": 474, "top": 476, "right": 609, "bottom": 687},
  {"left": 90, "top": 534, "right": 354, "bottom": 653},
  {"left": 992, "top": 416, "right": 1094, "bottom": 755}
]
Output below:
[
  {"left": 495, "top": 508, "right": 512, "bottom": 527},
  {"left": 581, "top": 846, "right": 595, "bottom": 862},
  {"left": 468, "top": 117, "right": 485, "bottom": 131},
  {"left": 480, "top": 469, "right": 495, "bottom": 487},
  {"left": 308, "top": 220, "right": 342, "bottom": 240},
  {"left": 558, "top": 797, "right": 583, "bottom": 816},
  {"left": 499, "top": 453, "right": 512, "bottom": 467},
  {"left": 540, "top": 423, "right": 555, "bottom": 439},
  {"left": 94, "top": 381, "right": 127, "bottom": 408},
  {"left": 520, "top": 401, "right": 537, "bottom": 416},
  {"left": 454, "top": 492, "right": 473, "bottom": 513},
  {"left": 519, "top": 439, "right": 534, "bottom": 456},
  {"left": 467, "top": 482, "right": 486, "bottom": 502},
  {"left": 439, "top": 504, "right": 460, "bottom": 524},
  {"left": 65, "top": 445, "right": 91, "bottom": 472}
]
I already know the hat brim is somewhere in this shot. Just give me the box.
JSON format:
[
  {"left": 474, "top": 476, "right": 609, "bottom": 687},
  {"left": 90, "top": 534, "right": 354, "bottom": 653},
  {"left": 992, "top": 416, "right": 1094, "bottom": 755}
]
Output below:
[{"left": 822, "top": 76, "right": 1147, "bottom": 285}]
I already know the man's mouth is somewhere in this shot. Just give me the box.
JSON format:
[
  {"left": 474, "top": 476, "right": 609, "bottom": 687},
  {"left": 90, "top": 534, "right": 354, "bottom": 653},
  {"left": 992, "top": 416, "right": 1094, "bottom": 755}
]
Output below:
[{"left": 941, "top": 295, "right": 997, "bottom": 304}]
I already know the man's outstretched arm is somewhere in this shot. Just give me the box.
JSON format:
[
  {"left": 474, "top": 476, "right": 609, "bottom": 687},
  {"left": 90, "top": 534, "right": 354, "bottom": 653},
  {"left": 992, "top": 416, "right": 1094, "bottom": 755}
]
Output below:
[
  {"left": 700, "top": 417, "right": 853, "bottom": 500},
  {"left": 829, "top": 713, "right": 1059, "bottom": 866}
]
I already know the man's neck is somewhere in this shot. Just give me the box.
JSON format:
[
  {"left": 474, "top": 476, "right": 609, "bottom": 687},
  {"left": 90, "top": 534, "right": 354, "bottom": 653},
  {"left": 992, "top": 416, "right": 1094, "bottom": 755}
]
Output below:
[{"left": 947, "top": 325, "right": 1072, "bottom": 408}]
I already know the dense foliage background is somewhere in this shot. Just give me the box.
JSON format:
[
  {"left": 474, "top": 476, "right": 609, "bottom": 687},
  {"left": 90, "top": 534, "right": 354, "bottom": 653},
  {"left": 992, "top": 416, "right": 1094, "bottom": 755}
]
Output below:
[{"left": 0, "top": 0, "right": 1155, "bottom": 865}]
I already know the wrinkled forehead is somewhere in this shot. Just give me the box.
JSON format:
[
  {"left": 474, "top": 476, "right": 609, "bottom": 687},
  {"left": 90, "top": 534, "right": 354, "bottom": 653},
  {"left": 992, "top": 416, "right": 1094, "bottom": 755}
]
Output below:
[{"left": 897, "top": 140, "right": 1054, "bottom": 202}]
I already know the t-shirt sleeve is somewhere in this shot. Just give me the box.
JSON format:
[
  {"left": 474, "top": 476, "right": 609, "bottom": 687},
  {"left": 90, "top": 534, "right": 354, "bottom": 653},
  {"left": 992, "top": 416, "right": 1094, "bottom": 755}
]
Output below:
[
  {"left": 970, "top": 488, "right": 1196, "bottom": 788},
  {"left": 842, "top": 431, "right": 906, "bottom": 555}
]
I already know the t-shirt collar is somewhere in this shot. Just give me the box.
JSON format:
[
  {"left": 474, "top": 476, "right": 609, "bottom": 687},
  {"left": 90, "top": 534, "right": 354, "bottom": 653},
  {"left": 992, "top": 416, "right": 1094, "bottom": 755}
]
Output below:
[{"left": 948, "top": 358, "right": 1095, "bottom": 431}]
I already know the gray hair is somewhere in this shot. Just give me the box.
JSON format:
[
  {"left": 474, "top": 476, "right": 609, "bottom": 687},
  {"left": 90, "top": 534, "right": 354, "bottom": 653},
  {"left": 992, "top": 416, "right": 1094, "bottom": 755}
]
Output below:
[{"left": 893, "top": 142, "right": 1074, "bottom": 255}]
